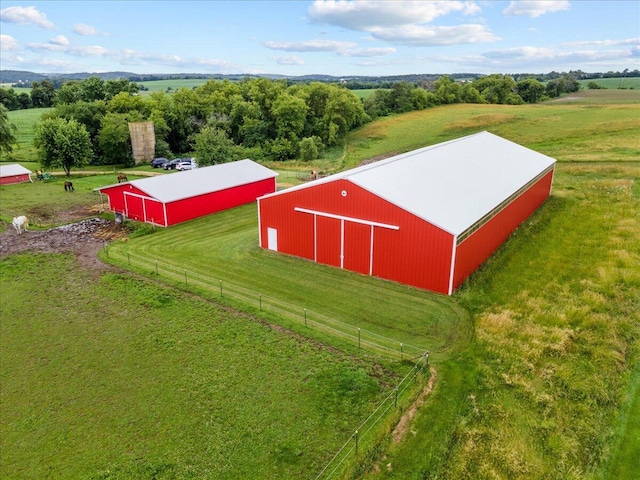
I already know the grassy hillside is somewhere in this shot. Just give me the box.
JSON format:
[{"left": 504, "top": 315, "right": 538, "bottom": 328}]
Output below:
[{"left": 3, "top": 107, "right": 52, "bottom": 164}]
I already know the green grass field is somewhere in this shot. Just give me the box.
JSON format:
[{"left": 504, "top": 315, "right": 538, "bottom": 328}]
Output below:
[
  {"left": 137, "top": 78, "right": 210, "bottom": 94},
  {"left": 4, "top": 107, "right": 53, "bottom": 164},
  {"left": 1, "top": 253, "right": 411, "bottom": 479},
  {"left": 579, "top": 77, "right": 640, "bottom": 90},
  {"left": 1, "top": 90, "right": 639, "bottom": 479}
]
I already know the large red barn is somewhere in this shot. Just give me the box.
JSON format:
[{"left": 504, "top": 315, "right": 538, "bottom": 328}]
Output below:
[
  {"left": 98, "top": 159, "right": 277, "bottom": 226},
  {"left": 257, "top": 131, "right": 556, "bottom": 295},
  {"left": 0, "top": 164, "right": 33, "bottom": 185}
]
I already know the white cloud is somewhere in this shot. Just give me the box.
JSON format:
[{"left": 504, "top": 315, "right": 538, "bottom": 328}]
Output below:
[
  {"left": 309, "top": 1, "right": 479, "bottom": 30},
  {"left": 340, "top": 47, "right": 396, "bottom": 57},
  {"left": 73, "top": 23, "right": 106, "bottom": 36},
  {"left": 50, "top": 35, "right": 70, "bottom": 46},
  {"left": 562, "top": 38, "right": 640, "bottom": 47},
  {"left": 264, "top": 39, "right": 396, "bottom": 58},
  {"left": 503, "top": 1, "right": 570, "bottom": 18},
  {"left": 264, "top": 39, "right": 357, "bottom": 52},
  {"left": 369, "top": 23, "right": 498, "bottom": 46},
  {"left": 0, "top": 34, "right": 20, "bottom": 51},
  {"left": 307, "top": 1, "right": 495, "bottom": 47},
  {"left": 270, "top": 55, "right": 305, "bottom": 66},
  {"left": 0, "top": 6, "right": 54, "bottom": 28},
  {"left": 26, "top": 41, "right": 67, "bottom": 53}
]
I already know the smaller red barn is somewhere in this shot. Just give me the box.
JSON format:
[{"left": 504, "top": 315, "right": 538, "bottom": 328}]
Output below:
[
  {"left": 0, "top": 164, "right": 33, "bottom": 185},
  {"left": 97, "top": 159, "right": 277, "bottom": 226}
]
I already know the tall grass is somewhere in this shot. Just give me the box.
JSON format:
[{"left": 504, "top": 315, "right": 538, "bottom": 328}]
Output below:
[{"left": 345, "top": 100, "right": 640, "bottom": 169}]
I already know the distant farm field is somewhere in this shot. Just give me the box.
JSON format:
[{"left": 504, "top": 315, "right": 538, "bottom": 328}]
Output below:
[
  {"left": 137, "top": 78, "right": 210, "bottom": 93},
  {"left": 4, "top": 107, "right": 52, "bottom": 164},
  {"left": 579, "top": 76, "right": 640, "bottom": 90}
]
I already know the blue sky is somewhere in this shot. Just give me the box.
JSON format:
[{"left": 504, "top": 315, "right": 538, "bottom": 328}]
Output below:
[{"left": 1, "top": 1, "right": 638, "bottom": 76}]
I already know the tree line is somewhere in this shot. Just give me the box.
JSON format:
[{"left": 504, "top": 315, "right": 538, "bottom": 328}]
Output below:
[{"left": 1, "top": 73, "right": 583, "bottom": 173}]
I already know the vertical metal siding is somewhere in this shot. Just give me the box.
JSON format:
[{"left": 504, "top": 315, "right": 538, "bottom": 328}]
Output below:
[
  {"left": 99, "top": 176, "right": 275, "bottom": 226},
  {"left": 452, "top": 169, "right": 554, "bottom": 291},
  {"left": 0, "top": 174, "right": 31, "bottom": 185},
  {"left": 259, "top": 179, "right": 454, "bottom": 294}
]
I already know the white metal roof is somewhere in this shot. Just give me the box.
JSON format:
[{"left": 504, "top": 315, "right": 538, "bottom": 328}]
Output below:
[
  {"left": 98, "top": 159, "right": 278, "bottom": 203},
  {"left": 261, "top": 131, "right": 556, "bottom": 236},
  {"left": 0, "top": 164, "right": 32, "bottom": 177}
]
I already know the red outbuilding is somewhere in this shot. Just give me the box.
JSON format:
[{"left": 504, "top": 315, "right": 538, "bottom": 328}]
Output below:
[
  {"left": 257, "top": 131, "right": 556, "bottom": 295},
  {"left": 97, "top": 159, "right": 277, "bottom": 227},
  {"left": 0, "top": 164, "right": 33, "bottom": 185}
]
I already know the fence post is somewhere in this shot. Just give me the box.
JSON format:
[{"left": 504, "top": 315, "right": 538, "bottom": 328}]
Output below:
[
  {"left": 184, "top": 269, "right": 187, "bottom": 285},
  {"left": 259, "top": 294, "right": 262, "bottom": 311},
  {"left": 354, "top": 430, "right": 359, "bottom": 455},
  {"left": 400, "top": 343, "right": 403, "bottom": 360},
  {"left": 304, "top": 308, "right": 307, "bottom": 327}
]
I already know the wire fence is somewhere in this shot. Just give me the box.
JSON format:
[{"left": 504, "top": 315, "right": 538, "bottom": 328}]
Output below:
[
  {"left": 103, "top": 246, "right": 427, "bottom": 360},
  {"left": 316, "top": 352, "right": 430, "bottom": 479},
  {"left": 103, "top": 245, "right": 432, "bottom": 478}
]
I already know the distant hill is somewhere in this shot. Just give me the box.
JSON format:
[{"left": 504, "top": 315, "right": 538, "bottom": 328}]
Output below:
[
  {"left": 1, "top": 69, "right": 479, "bottom": 86},
  {"left": 2, "top": 69, "right": 637, "bottom": 88}
]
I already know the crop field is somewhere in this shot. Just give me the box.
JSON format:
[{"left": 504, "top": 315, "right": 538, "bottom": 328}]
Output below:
[
  {"left": 4, "top": 107, "right": 53, "bottom": 163},
  {"left": 137, "top": 78, "right": 210, "bottom": 94},
  {"left": 1, "top": 90, "right": 639, "bottom": 478},
  {"left": 579, "top": 77, "right": 640, "bottom": 90}
]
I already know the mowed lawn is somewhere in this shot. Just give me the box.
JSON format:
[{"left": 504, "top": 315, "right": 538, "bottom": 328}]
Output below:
[
  {"left": 101, "top": 203, "right": 470, "bottom": 357},
  {"left": 0, "top": 253, "right": 401, "bottom": 479}
]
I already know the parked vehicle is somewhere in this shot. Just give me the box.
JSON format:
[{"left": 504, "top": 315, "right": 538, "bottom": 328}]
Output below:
[
  {"left": 151, "top": 157, "right": 169, "bottom": 168},
  {"left": 163, "top": 158, "right": 183, "bottom": 170},
  {"left": 176, "top": 158, "right": 198, "bottom": 171}
]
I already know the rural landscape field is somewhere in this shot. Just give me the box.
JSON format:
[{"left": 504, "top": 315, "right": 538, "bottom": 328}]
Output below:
[{"left": 1, "top": 88, "right": 639, "bottom": 479}]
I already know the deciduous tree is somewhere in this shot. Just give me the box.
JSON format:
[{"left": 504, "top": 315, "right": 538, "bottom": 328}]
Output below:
[
  {"left": 33, "top": 117, "right": 92, "bottom": 175},
  {"left": 0, "top": 104, "right": 18, "bottom": 155}
]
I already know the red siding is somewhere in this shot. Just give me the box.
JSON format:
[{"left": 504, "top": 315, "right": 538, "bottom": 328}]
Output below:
[
  {"left": 0, "top": 174, "right": 31, "bottom": 185},
  {"left": 452, "top": 169, "right": 554, "bottom": 291},
  {"left": 165, "top": 177, "right": 275, "bottom": 226},
  {"left": 100, "top": 177, "right": 275, "bottom": 227},
  {"left": 259, "top": 179, "right": 454, "bottom": 294}
]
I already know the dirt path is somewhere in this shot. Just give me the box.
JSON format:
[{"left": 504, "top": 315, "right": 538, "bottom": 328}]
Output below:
[
  {"left": 0, "top": 217, "right": 129, "bottom": 273},
  {"left": 391, "top": 365, "right": 438, "bottom": 443}
]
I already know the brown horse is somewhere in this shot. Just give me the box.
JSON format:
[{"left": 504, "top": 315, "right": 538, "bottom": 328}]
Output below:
[
  {"left": 64, "top": 181, "right": 74, "bottom": 191},
  {"left": 117, "top": 174, "right": 128, "bottom": 183}
]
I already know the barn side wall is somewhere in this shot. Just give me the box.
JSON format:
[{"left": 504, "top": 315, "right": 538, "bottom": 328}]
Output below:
[
  {"left": 0, "top": 174, "right": 31, "bottom": 185},
  {"left": 259, "top": 179, "right": 454, "bottom": 294},
  {"left": 452, "top": 169, "right": 555, "bottom": 292},
  {"left": 165, "top": 177, "right": 276, "bottom": 226}
]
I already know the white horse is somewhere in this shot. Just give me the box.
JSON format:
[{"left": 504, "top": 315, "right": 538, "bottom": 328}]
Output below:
[{"left": 12, "top": 216, "right": 29, "bottom": 234}]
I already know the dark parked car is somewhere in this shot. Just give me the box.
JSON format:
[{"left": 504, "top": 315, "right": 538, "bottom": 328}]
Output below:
[
  {"left": 151, "top": 157, "right": 169, "bottom": 168},
  {"left": 163, "top": 158, "right": 183, "bottom": 170}
]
